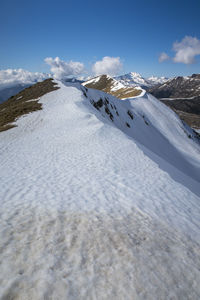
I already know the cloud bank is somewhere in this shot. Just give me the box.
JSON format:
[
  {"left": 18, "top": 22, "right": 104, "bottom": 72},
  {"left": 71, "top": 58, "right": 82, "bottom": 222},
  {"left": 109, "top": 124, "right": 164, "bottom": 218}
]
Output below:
[
  {"left": 159, "top": 36, "right": 200, "bottom": 64},
  {"left": 0, "top": 69, "right": 50, "bottom": 91},
  {"left": 173, "top": 36, "right": 200, "bottom": 64},
  {"left": 45, "top": 57, "right": 85, "bottom": 80},
  {"left": 0, "top": 56, "right": 123, "bottom": 92},
  {"left": 159, "top": 52, "right": 169, "bottom": 63},
  {"left": 92, "top": 56, "right": 123, "bottom": 76}
]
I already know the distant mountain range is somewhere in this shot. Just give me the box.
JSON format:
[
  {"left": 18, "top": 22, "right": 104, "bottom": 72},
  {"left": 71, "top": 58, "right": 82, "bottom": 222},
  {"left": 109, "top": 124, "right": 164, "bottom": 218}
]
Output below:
[
  {"left": 149, "top": 74, "right": 200, "bottom": 129},
  {"left": 149, "top": 74, "right": 200, "bottom": 99},
  {"left": 1, "top": 71, "right": 200, "bottom": 130},
  {"left": 0, "top": 71, "right": 167, "bottom": 103},
  {"left": 115, "top": 72, "right": 168, "bottom": 88}
]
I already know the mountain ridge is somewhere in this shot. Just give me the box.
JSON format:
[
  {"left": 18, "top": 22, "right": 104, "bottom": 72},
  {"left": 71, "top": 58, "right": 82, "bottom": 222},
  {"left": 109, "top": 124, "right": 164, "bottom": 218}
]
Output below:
[
  {"left": 149, "top": 74, "right": 200, "bottom": 129},
  {"left": 0, "top": 79, "right": 200, "bottom": 299},
  {"left": 82, "top": 74, "right": 143, "bottom": 99}
]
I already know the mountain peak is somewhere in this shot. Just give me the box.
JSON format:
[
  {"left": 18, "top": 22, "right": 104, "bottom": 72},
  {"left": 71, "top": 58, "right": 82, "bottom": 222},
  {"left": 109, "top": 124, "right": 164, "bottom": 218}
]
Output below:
[
  {"left": 115, "top": 72, "right": 168, "bottom": 87},
  {"left": 129, "top": 72, "right": 143, "bottom": 78},
  {"left": 83, "top": 75, "right": 142, "bottom": 99}
]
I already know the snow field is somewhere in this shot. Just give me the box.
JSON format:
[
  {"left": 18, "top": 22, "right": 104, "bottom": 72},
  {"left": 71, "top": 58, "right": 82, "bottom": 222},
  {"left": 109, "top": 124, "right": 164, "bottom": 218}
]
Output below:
[{"left": 0, "top": 81, "right": 200, "bottom": 299}]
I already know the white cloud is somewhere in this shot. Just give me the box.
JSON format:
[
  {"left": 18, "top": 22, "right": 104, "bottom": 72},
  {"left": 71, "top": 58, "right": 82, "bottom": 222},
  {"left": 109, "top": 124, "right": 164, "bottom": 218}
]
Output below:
[
  {"left": 92, "top": 56, "right": 123, "bottom": 76},
  {"left": 159, "top": 52, "right": 169, "bottom": 63},
  {"left": 45, "top": 57, "right": 85, "bottom": 80},
  {"left": 173, "top": 36, "right": 200, "bottom": 64},
  {"left": 0, "top": 69, "right": 50, "bottom": 91}
]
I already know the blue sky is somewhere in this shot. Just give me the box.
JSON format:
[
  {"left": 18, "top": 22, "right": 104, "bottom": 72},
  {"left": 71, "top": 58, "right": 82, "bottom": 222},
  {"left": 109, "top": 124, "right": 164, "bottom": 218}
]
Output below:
[{"left": 1, "top": 0, "right": 200, "bottom": 77}]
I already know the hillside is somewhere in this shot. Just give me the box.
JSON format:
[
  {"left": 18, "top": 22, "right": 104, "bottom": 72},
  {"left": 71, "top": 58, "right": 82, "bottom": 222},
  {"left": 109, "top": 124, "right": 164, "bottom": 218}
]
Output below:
[
  {"left": 0, "top": 78, "right": 59, "bottom": 132},
  {"left": 0, "top": 84, "right": 31, "bottom": 104},
  {"left": 82, "top": 74, "right": 142, "bottom": 99},
  {"left": 149, "top": 74, "right": 200, "bottom": 129},
  {"left": 0, "top": 80, "right": 200, "bottom": 299},
  {"left": 149, "top": 74, "right": 200, "bottom": 98},
  {"left": 0, "top": 69, "right": 50, "bottom": 103}
]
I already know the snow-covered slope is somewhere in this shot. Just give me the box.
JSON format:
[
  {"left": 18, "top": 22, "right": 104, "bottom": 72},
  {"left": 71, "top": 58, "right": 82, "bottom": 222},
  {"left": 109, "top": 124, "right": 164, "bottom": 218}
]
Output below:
[
  {"left": 115, "top": 72, "right": 168, "bottom": 87},
  {"left": 83, "top": 74, "right": 125, "bottom": 91},
  {"left": 83, "top": 74, "right": 142, "bottom": 99},
  {"left": 0, "top": 81, "right": 200, "bottom": 299}
]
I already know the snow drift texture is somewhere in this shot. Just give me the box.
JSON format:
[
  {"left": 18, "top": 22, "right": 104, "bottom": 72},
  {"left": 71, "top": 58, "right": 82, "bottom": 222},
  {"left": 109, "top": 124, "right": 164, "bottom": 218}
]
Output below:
[{"left": 0, "top": 81, "right": 200, "bottom": 299}]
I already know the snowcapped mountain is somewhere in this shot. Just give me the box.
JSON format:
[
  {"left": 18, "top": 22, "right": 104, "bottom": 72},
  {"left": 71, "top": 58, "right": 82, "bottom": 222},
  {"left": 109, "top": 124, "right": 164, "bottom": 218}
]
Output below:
[
  {"left": 115, "top": 72, "right": 168, "bottom": 87},
  {"left": 149, "top": 73, "right": 200, "bottom": 98},
  {"left": 147, "top": 75, "right": 169, "bottom": 85},
  {"left": 0, "top": 79, "right": 200, "bottom": 299},
  {"left": 116, "top": 72, "right": 148, "bottom": 86},
  {"left": 83, "top": 74, "right": 142, "bottom": 99}
]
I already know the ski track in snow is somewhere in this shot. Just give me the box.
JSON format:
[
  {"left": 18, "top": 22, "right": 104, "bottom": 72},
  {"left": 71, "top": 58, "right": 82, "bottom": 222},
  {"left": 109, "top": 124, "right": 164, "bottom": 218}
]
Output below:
[{"left": 0, "top": 82, "right": 200, "bottom": 299}]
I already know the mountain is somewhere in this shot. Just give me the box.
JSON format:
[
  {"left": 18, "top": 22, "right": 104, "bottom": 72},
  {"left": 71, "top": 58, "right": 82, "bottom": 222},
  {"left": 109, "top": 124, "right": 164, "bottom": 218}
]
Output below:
[
  {"left": 0, "top": 78, "right": 59, "bottom": 131},
  {"left": 147, "top": 75, "right": 169, "bottom": 85},
  {"left": 82, "top": 74, "right": 142, "bottom": 99},
  {"left": 0, "top": 79, "right": 200, "bottom": 299},
  {"left": 149, "top": 74, "right": 200, "bottom": 129},
  {"left": 149, "top": 74, "right": 200, "bottom": 98},
  {"left": 115, "top": 72, "right": 168, "bottom": 87}
]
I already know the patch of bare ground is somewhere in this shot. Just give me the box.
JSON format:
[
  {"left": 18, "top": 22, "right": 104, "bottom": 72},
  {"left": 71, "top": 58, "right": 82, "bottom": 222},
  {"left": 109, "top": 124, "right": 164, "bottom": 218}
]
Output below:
[
  {"left": 111, "top": 87, "right": 141, "bottom": 99},
  {"left": 0, "top": 79, "right": 59, "bottom": 132}
]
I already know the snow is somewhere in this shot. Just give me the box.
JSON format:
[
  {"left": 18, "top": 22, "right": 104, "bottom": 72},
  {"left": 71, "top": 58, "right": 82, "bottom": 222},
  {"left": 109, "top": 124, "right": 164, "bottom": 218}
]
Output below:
[
  {"left": 160, "top": 96, "right": 197, "bottom": 100},
  {"left": 148, "top": 75, "right": 168, "bottom": 85},
  {"left": 116, "top": 72, "right": 147, "bottom": 86},
  {"left": 83, "top": 75, "right": 143, "bottom": 97},
  {"left": 0, "top": 81, "right": 200, "bottom": 299},
  {"left": 110, "top": 80, "right": 125, "bottom": 91},
  {"left": 82, "top": 75, "right": 103, "bottom": 85},
  {"left": 115, "top": 72, "right": 168, "bottom": 87}
]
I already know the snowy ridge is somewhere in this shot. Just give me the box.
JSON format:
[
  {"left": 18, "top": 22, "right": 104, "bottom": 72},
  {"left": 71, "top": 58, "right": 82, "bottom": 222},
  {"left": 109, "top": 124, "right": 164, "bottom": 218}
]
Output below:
[
  {"left": 0, "top": 81, "right": 200, "bottom": 299},
  {"left": 83, "top": 74, "right": 126, "bottom": 91},
  {"left": 86, "top": 84, "right": 200, "bottom": 184},
  {"left": 83, "top": 75, "right": 142, "bottom": 99}
]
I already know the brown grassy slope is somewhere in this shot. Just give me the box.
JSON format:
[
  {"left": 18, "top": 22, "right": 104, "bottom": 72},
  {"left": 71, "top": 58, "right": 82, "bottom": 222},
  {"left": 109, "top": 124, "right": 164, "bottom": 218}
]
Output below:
[
  {"left": 0, "top": 79, "right": 59, "bottom": 132},
  {"left": 159, "top": 98, "right": 200, "bottom": 130},
  {"left": 172, "top": 110, "right": 200, "bottom": 130},
  {"left": 111, "top": 87, "right": 141, "bottom": 99},
  {"left": 84, "top": 75, "right": 141, "bottom": 99}
]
